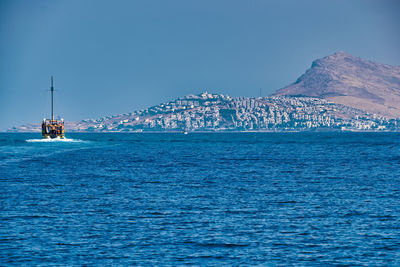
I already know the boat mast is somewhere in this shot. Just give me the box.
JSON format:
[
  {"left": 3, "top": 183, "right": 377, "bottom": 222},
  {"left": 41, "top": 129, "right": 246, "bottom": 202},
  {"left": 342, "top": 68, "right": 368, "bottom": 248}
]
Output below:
[{"left": 51, "top": 76, "right": 54, "bottom": 121}]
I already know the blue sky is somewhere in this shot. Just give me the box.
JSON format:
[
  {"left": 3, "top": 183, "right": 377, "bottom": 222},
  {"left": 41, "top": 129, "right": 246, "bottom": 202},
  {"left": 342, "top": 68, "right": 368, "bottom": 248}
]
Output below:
[{"left": 0, "top": 0, "right": 399, "bottom": 130}]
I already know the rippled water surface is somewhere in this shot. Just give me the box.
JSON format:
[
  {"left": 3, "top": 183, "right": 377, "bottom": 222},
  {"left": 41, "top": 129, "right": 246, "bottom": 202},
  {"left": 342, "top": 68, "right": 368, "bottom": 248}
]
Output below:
[{"left": 1, "top": 132, "right": 399, "bottom": 265}]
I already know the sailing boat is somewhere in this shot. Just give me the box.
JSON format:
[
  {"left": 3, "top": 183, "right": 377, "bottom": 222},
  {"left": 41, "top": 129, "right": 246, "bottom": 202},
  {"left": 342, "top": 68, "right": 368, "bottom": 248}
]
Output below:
[{"left": 41, "top": 76, "right": 65, "bottom": 139}]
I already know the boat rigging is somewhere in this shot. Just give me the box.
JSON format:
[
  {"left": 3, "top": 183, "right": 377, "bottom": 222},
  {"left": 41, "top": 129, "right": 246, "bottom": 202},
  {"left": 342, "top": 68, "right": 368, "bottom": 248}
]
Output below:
[{"left": 41, "top": 76, "right": 65, "bottom": 139}]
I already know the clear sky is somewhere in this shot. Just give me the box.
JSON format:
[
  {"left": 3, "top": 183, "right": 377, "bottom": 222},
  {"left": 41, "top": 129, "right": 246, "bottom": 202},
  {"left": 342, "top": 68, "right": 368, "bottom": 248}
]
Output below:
[{"left": 1, "top": 0, "right": 399, "bottom": 130}]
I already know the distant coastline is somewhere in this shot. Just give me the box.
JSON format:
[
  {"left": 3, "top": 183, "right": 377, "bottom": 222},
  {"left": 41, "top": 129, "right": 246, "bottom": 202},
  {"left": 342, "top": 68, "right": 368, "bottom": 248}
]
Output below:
[{"left": 9, "top": 93, "right": 400, "bottom": 133}]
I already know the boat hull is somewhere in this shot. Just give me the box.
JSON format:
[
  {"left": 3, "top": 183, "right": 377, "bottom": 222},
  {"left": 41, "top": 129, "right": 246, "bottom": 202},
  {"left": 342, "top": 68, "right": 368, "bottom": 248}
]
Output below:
[{"left": 41, "top": 119, "right": 65, "bottom": 139}]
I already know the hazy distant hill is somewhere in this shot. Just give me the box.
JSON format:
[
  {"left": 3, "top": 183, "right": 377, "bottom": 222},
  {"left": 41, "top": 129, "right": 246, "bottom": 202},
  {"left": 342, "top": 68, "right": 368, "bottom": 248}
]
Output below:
[{"left": 273, "top": 51, "right": 400, "bottom": 118}]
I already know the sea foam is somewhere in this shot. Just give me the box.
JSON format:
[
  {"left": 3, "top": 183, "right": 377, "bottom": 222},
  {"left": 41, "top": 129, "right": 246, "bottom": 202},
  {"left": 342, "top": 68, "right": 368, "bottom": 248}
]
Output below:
[{"left": 25, "top": 138, "right": 84, "bottom": 143}]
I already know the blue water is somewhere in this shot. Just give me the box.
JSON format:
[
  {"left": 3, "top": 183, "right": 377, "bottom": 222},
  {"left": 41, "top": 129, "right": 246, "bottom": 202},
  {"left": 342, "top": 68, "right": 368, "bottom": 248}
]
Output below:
[{"left": 1, "top": 133, "right": 399, "bottom": 265}]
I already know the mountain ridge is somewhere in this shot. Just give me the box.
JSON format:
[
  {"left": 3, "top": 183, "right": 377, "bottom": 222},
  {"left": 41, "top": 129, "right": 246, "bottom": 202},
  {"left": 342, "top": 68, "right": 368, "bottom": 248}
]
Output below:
[{"left": 273, "top": 51, "right": 400, "bottom": 118}]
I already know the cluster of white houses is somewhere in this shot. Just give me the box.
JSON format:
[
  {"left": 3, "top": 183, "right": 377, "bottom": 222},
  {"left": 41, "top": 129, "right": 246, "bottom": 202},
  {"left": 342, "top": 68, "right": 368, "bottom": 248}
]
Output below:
[{"left": 78, "top": 93, "right": 399, "bottom": 132}]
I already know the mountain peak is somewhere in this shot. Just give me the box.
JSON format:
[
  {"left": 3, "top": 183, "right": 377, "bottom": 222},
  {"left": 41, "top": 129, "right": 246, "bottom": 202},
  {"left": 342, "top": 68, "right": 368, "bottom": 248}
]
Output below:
[
  {"left": 311, "top": 51, "right": 364, "bottom": 67},
  {"left": 332, "top": 50, "right": 351, "bottom": 57},
  {"left": 274, "top": 52, "right": 400, "bottom": 118}
]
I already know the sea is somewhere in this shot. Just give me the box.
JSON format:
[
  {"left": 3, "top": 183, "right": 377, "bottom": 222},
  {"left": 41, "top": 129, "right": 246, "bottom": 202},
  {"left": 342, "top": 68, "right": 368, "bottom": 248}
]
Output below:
[{"left": 0, "top": 132, "right": 399, "bottom": 265}]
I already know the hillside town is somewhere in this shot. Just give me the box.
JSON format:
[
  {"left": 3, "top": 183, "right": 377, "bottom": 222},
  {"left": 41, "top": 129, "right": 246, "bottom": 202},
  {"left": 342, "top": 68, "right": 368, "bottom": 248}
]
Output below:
[{"left": 66, "top": 92, "right": 399, "bottom": 132}]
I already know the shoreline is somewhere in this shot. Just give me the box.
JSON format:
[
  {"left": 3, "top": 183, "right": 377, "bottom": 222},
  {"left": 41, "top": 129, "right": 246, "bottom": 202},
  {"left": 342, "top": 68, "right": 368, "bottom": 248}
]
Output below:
[{"left": 3, "top": 130, "right": 400, "bottom": 134}]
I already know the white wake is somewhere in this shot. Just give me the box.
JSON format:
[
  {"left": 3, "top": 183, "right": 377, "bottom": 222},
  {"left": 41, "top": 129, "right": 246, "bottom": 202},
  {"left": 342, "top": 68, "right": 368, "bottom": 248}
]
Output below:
[{"left": 26, "top": 138, "right": 84, "bottom": 143}]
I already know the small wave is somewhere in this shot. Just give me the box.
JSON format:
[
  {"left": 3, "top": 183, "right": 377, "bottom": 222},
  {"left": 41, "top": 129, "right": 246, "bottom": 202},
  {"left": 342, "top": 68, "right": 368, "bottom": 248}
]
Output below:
[
  {"left": 25, "top": 138, "right": 85, "bottom": 143},
  {"left": 195, "top": 242, "right": 249, "bottom": 248}
]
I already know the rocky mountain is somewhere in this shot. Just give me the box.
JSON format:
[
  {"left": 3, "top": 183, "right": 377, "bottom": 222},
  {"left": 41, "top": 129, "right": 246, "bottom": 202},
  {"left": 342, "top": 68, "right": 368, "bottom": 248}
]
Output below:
[{"left": 273, "top": 51, "right": 400, "bottom": 118}]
